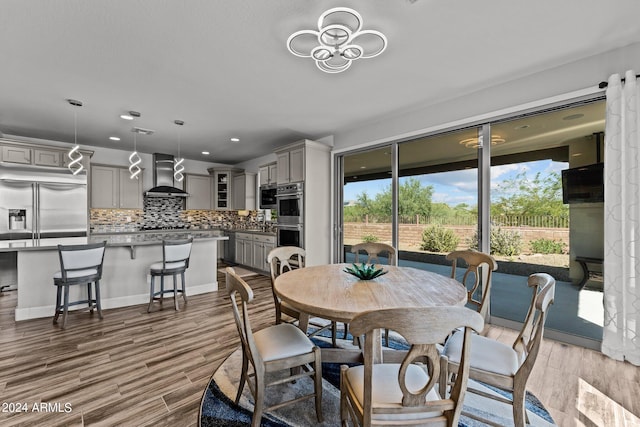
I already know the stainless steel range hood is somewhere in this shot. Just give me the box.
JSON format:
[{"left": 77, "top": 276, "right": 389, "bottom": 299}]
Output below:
[{"left": 145, "top": 153, "right": 189, "bottom": 197}]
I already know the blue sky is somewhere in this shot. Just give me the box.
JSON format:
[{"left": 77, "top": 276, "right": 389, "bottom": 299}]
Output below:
[{"left": 344, "top": 159, "right": 568, "bottom": 207}]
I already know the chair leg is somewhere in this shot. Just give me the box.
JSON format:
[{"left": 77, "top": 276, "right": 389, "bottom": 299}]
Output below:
[
  {"left": 173, "top": 273, "right": 179, "bottom": 311},
  {"left": 343, "top": 322, "right": 349, "bottom": 339},
  {"left": 331, "top": 321, "right": 337, "bottom": 347},
  {"left": 94, "top": 280, "right": 103, "bottom": 320},
  {"left": 181, "top": 271, "right": 187, "bottom": 303},
  {"left": 160, "top": 276, "right": 165, "bottom": 304},
  {"left": 251, "top": 372, "right": 265, "bottom": 427},
  {"left": 61, "top": 285, "right": 70, "bottom": 329},
  {"left": 512, "top": 385, "right": 527, "bottom": 427},
  {"left": 87, "top": 282, "right": 93, "bottom": 313},
  {"left": 384, "top": 328, "right": 390, "bottom": 347},
  {"left": 147, "top": 276, "right": 155, "bottom": 313},
  {"left": 53, "top": 286, "right": 62, "bottom": 323},
  {"left": 313, "top": 347, "right": 323, "bottom": 422}
]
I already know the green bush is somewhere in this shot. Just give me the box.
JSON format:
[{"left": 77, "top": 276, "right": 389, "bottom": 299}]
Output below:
[
  {"left": 530, "top": 238, "right": 566, "bottom": 254},
  {"left": 469, "top": 227, "right": 523, "bottom": 256},
  {"left": 420, "top": 225, "right": 459, "bottom": 253},
  {"left": 361, "top": 234, "right": 379, "bottom": 243}
]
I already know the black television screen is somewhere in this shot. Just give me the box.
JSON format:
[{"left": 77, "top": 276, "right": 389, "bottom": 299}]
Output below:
[{"left": 561, "top": 163, "right": 604, "bottom": 204}]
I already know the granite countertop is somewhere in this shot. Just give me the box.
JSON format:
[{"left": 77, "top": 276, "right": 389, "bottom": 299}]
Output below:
[{"left": 0, "top": 231, "right": 228, "bottom": 252}]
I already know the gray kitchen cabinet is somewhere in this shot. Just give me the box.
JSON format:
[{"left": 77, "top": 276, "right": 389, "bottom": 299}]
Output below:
[
  {"left": 1, "top": 145, "right": 31, "bottom": 164},
  {"left": 208, "top": 168, "right": 241, "bottom": 211},
  {"left": 234, "top": 232, "right": 276, "bottom": 272},
  {"left": 185, "top": 174, "right": 212, "bottom": 210},
  {"left": 33, "top": 149, "right": 62, "bottom": 167},
  {"left": 252, "top": 234, "right": 276, "bottom": 271},
  {"left": 233, "top": 172, "right": 256, "bottom": 210},
  {"left": 275, "top": 145, "right": 304, "bottom": 184},
  {"left": 118, "top": 168, "right": 143, "bottom": 208},
  {"left": 235, "top": 232, "right": 252, "bottom": 265},
  {"left": 259, "top": 162, "right": 278, "bottom": 186},
  {"left": 91, "top": 164, "right": 143, "bottom": 209},
  {"left": 1, "top": 140, "right": 91, "bottom": 169}
]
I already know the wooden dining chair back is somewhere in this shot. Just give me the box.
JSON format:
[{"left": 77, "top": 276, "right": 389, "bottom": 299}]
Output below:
[
  {"left": 440, "top": 273, "right": 556, "bottom": 427},
  {"left": 226, "top": 267, "right": 323, "bottom": 427},
  {"left": 53, "top": 241, "right": 107, "bottom": 329},
  {"left": 267, "top": 246, "right": 306, "bottom": 324},
  {"left": 446, "top": 250, "right": 497, "bottom": 320},
  {"left": 340, "top": 306, "right": 484, "bottom": 427},
  {"left": 351, "top": 242, "right": 396, "bottom": 265}
]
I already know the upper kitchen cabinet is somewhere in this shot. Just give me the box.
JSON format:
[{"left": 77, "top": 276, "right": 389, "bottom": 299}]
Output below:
[
  {"left": 208, "top": 168, "right": 241, "bottom": 210},
  {"left": 258, "top": 162, "right": 278, "bottom": 186},
  {"left": 275, "top": 146, "right": 304, "bottom": 184},
  {"left": 91, "top": 164, "right": 143, "bottom": 209},
  {"left": 1, "top": 139, "right": 91, "bottom": 169},
  {"left": 233, "top": 172, "right": 256, "bottom": 210},
  {"left": 185, "top": 174, "right": 212, "bottom": 210}
]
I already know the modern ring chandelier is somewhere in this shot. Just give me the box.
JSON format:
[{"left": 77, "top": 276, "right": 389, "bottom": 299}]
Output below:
[{"left": 286, "top": 7, "right": 387, "bottom": 73}]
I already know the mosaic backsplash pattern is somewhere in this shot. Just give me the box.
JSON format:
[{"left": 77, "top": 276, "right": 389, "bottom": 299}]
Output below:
[{"left": 90, "top": 195, "right": 268, "bottom": 233}]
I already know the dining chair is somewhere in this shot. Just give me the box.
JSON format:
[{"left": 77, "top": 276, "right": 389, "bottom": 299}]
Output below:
[
  {"left": 267, "top": 246, "right": 338, "bottom": 346},
  {"left": 53, "top": 241, "right": 107, "bottom": 329},
  {"left": 446, "top": 249, "right": 497, "bottom": 325},
  {"left": 147, "top": 238, "right": 193, "bottom": 312},
  {"left": 351, "top": 242, "right": 396, "bottom": 265},
  {"left": 439, "top": 272, "right": 556, "bottom": 427},
  {"left": 226, "top": 267, "right": 323, "bottom": 427},
  {"left": 350, "top": 242, "right": 397, "bottom": 345},
  {"left": 340, "top": 305, "right": 484, "bottom": 427}
]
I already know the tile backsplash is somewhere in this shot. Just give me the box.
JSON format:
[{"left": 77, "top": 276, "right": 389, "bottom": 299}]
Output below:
[{"left": 90, "top": 195, "right": 268, "bottom": 233}]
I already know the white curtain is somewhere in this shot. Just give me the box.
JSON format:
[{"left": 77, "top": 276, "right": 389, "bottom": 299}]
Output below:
[{"left": 602, "top": 70, "right": 640, "bottom": 366}]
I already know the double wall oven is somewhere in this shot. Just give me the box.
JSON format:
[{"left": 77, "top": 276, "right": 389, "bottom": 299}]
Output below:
[{"left": 275, "top": 182, "right": 303, "bottom": 248}]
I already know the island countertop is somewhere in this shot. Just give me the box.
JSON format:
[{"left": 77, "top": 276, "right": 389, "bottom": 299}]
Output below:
[{"left": 0, "top": 230, "right": 228, "bottom": 252}]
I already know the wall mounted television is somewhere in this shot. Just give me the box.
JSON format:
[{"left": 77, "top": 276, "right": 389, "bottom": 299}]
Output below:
[{"left": 561, "top": 163, "right": 604, "bottom": 204}]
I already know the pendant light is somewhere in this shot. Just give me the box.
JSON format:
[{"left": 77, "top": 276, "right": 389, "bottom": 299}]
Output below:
[
  {"left": 66, "top": 99, "right": 84, "bottom": 175},
  {"left": 129, "top": 132, "right": 142, "bottom": 179},
  {"left": 174, "top": 120, "right": 185, "bottom": 182}
]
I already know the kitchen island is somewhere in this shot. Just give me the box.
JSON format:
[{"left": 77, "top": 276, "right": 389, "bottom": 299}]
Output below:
[{"left": 4, "top": 230, "right": 227, "bottom": 321}]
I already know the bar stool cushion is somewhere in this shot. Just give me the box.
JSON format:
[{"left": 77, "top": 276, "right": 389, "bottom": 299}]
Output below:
[
  {"left": 149, "top": 261, "right": 186, "bottom": 272},
  {"left": 53, "top": 268, "right": 99, "bottom": 279}
]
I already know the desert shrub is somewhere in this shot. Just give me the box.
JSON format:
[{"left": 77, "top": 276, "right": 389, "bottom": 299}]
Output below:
[
  {"left": 420, "top": 225, "right": 459, "bottom": 253},
  {"left": 361, "top": 234, "right": 379, "bottom": 243},
  {"left": 469, "top": 227, "right": 523, "bottom": 256},
  {"left": 530, "top": 238, "right": 566, "bottom": 254}
]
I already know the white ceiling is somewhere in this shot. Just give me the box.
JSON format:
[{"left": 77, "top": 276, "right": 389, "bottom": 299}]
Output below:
[{"left": 1, "top": 1, "right": 639, "bottom": 164}]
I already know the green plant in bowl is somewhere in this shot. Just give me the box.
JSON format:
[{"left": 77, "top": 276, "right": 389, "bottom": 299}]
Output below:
[{"left": 344, "top": 263, "right": 388, "bottom": 280}]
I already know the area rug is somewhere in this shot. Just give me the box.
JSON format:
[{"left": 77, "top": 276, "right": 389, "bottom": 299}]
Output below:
[{"left": 200, "top": 331, "right": 556, "bottom": 426}]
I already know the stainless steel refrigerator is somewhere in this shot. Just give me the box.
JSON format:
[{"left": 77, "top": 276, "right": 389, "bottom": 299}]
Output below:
[{"left": 0, "top": 166, "right": 87, "bottom": 241}]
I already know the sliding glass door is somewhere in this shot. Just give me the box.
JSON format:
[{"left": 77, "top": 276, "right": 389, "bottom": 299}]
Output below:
[{"left": 335, "top": 98, "right": 606, "bottom": 348}]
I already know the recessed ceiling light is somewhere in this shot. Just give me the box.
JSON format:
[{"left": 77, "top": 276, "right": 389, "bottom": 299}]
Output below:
[
  {"left": 120, "top": 111, "right": 141, "bottom": 120},
  {"left": 572, "top": 153, "right": 583, "bottom": 157},
  {"left": 109, "top": 136, "right": 120, "bottom": 141},
  {"left": 515, "top": 124, "right": 530, "bottom": 130},
  {"left": 562, "top": 113, "right": 584, "bottom": 121},
  {"left": 202, "top": 151, "right": 210, "bottom": 155},
  {"left": 360, "top": 166, "right": 366, "bottom": 169},
  {"left": 230, "top": 137, "right": 240, "bottom": 142}
]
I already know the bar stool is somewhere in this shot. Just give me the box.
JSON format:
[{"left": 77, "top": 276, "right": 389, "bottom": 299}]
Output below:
[
  {"left": 53, "top": 241, "right": 107, "bottom": 329},
  {"left": 147, "top": 238, "right": 193, "bottom": 312}
]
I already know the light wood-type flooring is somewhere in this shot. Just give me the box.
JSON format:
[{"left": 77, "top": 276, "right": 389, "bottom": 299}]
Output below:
[{"left": 0, "top": 272, "right": 638, "bottom": 426}]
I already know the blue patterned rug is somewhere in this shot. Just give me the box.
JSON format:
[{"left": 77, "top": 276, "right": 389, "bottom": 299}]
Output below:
[{"left": 200, "top": 331, "right": 556, "bottom": 426}]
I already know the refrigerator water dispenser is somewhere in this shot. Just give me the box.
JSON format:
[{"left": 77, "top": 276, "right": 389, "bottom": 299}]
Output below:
[{"left": 9, "top": 209, "right": 26, "bottom": 230}]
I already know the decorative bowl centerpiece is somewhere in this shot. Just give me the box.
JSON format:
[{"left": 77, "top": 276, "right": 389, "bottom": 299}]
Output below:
[{"left": 344, "top": 263, "right": 388, "bottom": 280}]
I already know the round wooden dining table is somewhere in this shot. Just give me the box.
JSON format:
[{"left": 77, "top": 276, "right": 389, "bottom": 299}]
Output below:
[{"left": 274, "top": 263, "right": 468, "bottom": 362}]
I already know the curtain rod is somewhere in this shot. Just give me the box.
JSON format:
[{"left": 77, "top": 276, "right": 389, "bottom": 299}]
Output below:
[{"left": 598, "top": 73, "right": 640, "bottom": 89}]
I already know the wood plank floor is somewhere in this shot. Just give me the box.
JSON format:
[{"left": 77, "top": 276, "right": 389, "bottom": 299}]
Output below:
[{"left": 0, "top": 272, "right": 638, "bottom": 426}]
